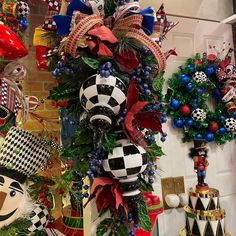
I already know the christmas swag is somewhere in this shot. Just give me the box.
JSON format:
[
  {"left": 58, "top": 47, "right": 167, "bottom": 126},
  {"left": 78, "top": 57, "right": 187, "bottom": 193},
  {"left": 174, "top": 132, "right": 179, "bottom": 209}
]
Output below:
[{"left": 33, "top": 0, "right": 178, "bottom": 235}]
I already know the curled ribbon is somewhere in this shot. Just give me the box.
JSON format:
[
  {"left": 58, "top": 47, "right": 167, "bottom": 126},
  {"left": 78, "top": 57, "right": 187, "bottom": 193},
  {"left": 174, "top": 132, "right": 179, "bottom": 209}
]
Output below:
[
  {"left": 112, "top": 14, "right": 166, "bottom": 72},
  {"left": 65, "top": 13, "right": 117, "bottom": 57},
  {"left": 0, "top": 61, "right": 29, "bottom": 125}
]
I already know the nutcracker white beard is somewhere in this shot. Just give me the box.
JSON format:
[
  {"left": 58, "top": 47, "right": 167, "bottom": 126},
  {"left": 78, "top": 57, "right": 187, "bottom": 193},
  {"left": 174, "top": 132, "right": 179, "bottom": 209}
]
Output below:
[{"left": 0, "top": 175, "right": 34, "bottom": 229}]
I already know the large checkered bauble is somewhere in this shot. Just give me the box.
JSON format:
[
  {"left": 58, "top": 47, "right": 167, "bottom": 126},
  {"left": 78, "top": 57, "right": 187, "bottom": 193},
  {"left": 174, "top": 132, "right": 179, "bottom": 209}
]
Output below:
[
  {"left": 191, "top": 108, "right": 206, "bottom": 121},
  {"left": 224, "top": 118, "right": 236, "bottom": 131},
  {"left": 17, "top": 1, "right": 30, "bottom": 18},
  {"left": 103, "top": 139, "right": 148, "bottom": 179},
  {"left": 80, "top": 74, "right": 127, "bottom": 119},
  {"left": 192, "top": 71, "right": 207, "bottom": 83},
  {"left": 28, "top": 204, "right": 50, "bottom": 232},
  {"left": 0, "top": 127, "right": 50, "bottom": 177}
]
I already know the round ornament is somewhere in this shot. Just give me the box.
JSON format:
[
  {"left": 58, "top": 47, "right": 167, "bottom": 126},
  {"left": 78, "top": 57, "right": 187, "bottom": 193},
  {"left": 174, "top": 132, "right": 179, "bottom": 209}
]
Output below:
[
  {"left": 191, "top": 108, "right": 206, "bottom": 121},
  {"left": 167, "top": 52, "right": 236, "bottom": 144},
  {"left": 192, "top": 71, "right": 207, "bottom": 83},
  {"left": 28, "top": 204, "right": 50, "bottom": 232},
  {"left": 179, "top": 105, "right": 191, "bottom": 116},
  {"left": 224, "top": 118, "right": 236, "bottom": 132}
]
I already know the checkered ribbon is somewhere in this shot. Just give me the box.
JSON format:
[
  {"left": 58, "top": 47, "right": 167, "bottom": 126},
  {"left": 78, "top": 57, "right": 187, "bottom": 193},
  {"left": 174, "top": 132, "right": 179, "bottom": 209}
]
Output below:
[
  {"left": 42, "top": 0, "right": 60, "bottom": 12},
  {"left": 154, "top": 3, "right": 178, "bottom": 46},
  {"left": 65, "top": 13, "right": 116, "bottom": 58},
  {"left": 0, "top": 62, "right": 29, "bottom": 123}
]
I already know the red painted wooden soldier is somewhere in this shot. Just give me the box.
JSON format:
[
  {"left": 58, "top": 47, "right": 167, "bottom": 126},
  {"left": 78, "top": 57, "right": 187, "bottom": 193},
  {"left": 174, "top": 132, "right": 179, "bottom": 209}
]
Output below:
[{"left": 190, "top": 139, "right": 209, "bottom": 192}]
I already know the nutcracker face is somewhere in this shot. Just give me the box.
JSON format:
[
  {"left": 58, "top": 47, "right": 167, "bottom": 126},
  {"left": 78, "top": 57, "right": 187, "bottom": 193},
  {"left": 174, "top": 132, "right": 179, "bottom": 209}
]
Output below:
[
  {"left": 198, "top": 150, "right": 206, "bottom": 156},
  {"left": 0, "top": 175, "right": 25, "bottom": 228}
]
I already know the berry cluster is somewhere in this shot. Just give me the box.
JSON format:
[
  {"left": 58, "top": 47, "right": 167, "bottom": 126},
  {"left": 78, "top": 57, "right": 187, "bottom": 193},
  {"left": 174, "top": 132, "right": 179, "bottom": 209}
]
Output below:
[
  {"left": 51, "top": 61, "right": 75, "bottom": 78},
  {"left": 116, "top": 109, "right": 127, "bottom": 125},
  {"left": 87, "top": 149, "right": 105, "bottom": 179},
  {"left": 118, "top": 0, "right": 131, "bottom": 6},
  {"left": 132, "top": 64, "right": 153, "bottom": 96},
  {"left": 98, "top": 62, "right": 116, "bottom": 78},
  {"left": 142, "top": 161, "right": 157, "bottom": 184}
]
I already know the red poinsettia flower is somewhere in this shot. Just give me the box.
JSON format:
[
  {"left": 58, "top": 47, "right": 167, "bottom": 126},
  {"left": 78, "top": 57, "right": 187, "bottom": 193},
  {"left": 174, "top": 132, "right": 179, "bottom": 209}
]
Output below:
[
  {"left": 86, "top": 25, "right": 117, "bottom": 57},
  {"left": 123, "top": 79, "right": 163, "bottom": 147},
  {"left": 114, "top": 47, "right": 140, "bottom": 72},
  {"left": 85, "top": 177, "right": 128, "bottom": 214}
]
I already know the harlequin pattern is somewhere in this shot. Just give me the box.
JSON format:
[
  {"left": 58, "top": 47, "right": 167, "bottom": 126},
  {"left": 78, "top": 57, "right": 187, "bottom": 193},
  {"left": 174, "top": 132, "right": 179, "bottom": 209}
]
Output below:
[
  {"left": 0, "top": 127, "right": 50, "bottom": 177},
  {"left": 188, "top": 195, "right": 219, "bottom": 211}
]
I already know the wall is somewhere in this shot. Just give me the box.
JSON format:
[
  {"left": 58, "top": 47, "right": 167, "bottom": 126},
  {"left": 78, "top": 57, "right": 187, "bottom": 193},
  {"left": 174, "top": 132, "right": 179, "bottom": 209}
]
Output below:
[{"left": 21, "top": 0, "right": 59, "bottom": 135}]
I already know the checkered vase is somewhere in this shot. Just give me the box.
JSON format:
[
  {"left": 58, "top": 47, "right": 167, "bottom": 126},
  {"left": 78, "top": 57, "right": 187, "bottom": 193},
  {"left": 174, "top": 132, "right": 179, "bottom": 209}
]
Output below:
[
  {"left": 0, "top": 127, "right": 50, "bottom": 177},
  {"left": 28, "top": 204, "right": 50, "bottom": 232}
]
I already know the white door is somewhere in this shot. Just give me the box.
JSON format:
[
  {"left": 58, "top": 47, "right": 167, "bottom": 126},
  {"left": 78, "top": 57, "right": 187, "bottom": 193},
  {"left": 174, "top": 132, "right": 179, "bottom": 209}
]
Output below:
[{"left": 153, "top": 15, "right": 236, "bottom": 236}]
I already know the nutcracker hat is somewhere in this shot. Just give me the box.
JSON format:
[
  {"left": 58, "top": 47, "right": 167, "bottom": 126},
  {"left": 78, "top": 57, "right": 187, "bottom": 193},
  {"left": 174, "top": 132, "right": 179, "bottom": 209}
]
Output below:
[
  {"left": 193, "top": 139, "right": 206, "bottom": 150},
  {"left": 0, "top": 127, "right": 50, "bottom": 184}
]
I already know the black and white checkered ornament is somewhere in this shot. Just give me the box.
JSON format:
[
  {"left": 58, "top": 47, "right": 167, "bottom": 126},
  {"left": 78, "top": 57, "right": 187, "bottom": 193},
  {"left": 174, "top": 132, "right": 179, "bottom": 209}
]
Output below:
[
  {"left": 80, "top": 74, "right": 127, "bottom": 117},
  {"left": 28, "top": 204, "right": 50, "bottom": 232},
  {"left": 42, "top": 18, "right": 57, "bottom": 31},
  {"left": 191, "top": 108, "right": 206, "bottom": 121},
  {"left": 192, "top": 71, "right": 207, "bottom": 83},
  {"left": 0, "top": 127, "right": 50, "bottom": 177},
  {"left": 80, "top": 74, "right": 127, "bottom": 148},
  {"left": 103, "top": 131, "right": 148, "bottom": 224},
  {"left": 224, "top": 118, "right": 236, "bottom": 131},
  {"left": 17, "top": 1, "right": 30, "bottom": 18},
  {"left": 103, "top": 140, "right": 148, "bottom": 179}
]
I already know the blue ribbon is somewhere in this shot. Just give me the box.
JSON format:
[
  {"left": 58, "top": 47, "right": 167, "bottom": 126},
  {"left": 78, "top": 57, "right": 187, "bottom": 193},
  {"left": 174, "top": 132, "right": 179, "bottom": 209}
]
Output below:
[{"left": 53, "top": 0, "right": 92, "bottom": 37}]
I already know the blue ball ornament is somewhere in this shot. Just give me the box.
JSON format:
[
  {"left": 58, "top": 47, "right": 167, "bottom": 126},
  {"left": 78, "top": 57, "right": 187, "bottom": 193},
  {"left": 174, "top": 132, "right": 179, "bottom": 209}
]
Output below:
[
  {"left": 205, "top": 66, "right": 215, "bottom": 76},
  {"left": 185, "top": 118, "right": 193, "bottom": 127},
  {"left": 174, "top": 119, "right": 184, "bottom": 128},
  {"left": 170, "top": 99, "right": 180, "bottom": 110},
  {"left": 195, "top": 134, "right": 203, "bottom": 139},
  {"left": 232, "top": 111, "right": 236, "bottom": 118},
  {"left": 212, "top": 88, "right": 221, "bottom": 98},
  {"left": 185, "top": 83, "right": 193, "bottom": 91},
  {"left": 187, "top": 64, "right": 195, "bottom": 73},
  {"left": 18, "top": 18, "right": 27, "bottom": 31},
  {"left": 197, "top": 87, "right": 203, "bottom": 94},
  {"left": 218, "top": 127, "right": 226, "bottom": 134},
  {"left": 205, "top": 132, "right": 214, "bottom": 142},
  {"left": 219, "top": 115, "right": 226, "bottom": 121},
  {"left": 179, "top": 74, "right": 190, "bottom": 84}
]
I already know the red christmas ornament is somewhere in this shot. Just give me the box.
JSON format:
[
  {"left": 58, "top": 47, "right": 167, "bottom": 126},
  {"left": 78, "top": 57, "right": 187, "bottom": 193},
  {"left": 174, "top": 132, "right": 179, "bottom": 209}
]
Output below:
[
  {"left": 0, "top": 24, "right": 28, "bottom": 60},
  {"left": 208, "top": 121, "right": 219, "bottom": 132},
  {"left": 194, "top": 60, "right": 202, "bottom": 66},
  {"left": 179, "top": 105, "right": 191, "bottom": 116}
]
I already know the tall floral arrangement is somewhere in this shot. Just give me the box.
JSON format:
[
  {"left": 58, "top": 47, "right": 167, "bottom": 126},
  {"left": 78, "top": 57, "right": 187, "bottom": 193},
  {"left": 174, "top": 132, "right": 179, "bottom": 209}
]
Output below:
[{"left": 34, "top": 0, "right": 177, "bottom": 235}]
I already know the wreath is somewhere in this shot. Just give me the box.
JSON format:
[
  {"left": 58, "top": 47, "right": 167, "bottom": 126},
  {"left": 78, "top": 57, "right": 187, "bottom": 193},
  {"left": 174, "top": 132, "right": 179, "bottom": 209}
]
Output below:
[{"left": 167, "top": 50, "right": 236, "bottom": 144}]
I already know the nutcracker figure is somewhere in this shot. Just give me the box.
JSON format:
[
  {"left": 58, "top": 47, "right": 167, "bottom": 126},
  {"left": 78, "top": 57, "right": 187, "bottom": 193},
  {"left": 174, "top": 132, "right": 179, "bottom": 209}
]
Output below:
[{"left": 189, "top": 139, "right": 209, "bottom": 192}]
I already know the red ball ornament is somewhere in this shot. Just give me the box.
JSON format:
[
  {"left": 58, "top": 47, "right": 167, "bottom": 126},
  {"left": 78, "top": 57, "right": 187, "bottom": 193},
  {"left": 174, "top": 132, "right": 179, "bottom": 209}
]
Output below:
[
  {"left": 179, "top": 105, "right": 191, "bottom": 116},
  {"left": 194, "top": 60, "right": 202, "bottom": 66},
  {"left": 208, "top": 121, "right": 219, "bottom": 132},
  {"left": 0, "top": 24, "right": 28, "bottom": 60}
]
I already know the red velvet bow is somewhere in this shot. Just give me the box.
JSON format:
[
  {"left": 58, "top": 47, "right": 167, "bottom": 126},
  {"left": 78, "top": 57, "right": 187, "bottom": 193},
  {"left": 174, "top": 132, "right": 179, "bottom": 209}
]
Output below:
[
  {"left": 123, "top": 79, "right": 163, "bottom": 148},
  {"left": 85, "top": 177, "right": 128, "bottom": 214}
]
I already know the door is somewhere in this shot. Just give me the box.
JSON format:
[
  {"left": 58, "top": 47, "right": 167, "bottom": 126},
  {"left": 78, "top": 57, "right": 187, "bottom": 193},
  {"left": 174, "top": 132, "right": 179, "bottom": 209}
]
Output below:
[{"left": 154, "top": 16, "right": 236, "bottom": 236}]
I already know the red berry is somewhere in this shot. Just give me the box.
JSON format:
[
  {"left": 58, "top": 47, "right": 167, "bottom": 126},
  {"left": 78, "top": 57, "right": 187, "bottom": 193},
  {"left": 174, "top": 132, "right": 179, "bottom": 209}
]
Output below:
[
  {"left": 208, "top": 121, "right": 219, "bottom": 132},
  {"left": 179, "top": 105, "right": 191, "bottom": 116}
]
